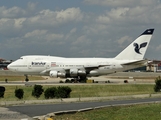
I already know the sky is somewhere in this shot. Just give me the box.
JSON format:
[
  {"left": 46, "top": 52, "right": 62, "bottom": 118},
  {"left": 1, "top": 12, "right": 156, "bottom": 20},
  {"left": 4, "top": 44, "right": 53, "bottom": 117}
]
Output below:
[{"left": 0, "top": 0, "right": 161, "bottom": 60}]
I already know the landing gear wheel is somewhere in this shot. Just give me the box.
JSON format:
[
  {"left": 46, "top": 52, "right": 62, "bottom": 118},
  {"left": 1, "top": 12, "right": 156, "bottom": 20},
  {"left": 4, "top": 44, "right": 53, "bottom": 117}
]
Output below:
[
  {"left": 79, "top": 76, "right": 87, "bottom": 83},
  {"left": 71, "top": 78, "right": 79, "bottom": 83},
  {"left": 71, "top": 79, "right": 75, "bottom": 83}
]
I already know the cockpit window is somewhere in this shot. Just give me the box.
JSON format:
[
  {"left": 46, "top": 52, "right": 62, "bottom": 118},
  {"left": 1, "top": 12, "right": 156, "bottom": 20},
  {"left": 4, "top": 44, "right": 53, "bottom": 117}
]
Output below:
[{"left": 20, "top": 57, "right": 23, "bottom": 59}]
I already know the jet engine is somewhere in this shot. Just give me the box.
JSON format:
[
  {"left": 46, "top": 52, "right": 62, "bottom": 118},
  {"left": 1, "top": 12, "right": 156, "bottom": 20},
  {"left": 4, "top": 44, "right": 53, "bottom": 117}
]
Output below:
[
  {"left": 49, "top": 71, "right": 66, "bottom": 78},
  {"left": 89, "top": 70, "right": 99, "bottom": 77},
  {"left": 70, "top": 68, "right": 86, "bottom": 77}
]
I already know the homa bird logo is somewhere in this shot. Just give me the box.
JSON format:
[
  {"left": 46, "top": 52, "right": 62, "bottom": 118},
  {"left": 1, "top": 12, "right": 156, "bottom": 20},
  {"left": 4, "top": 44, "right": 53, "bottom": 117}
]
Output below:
[{"left": 133, "top": 42, "right": 147, "bottom": 54}]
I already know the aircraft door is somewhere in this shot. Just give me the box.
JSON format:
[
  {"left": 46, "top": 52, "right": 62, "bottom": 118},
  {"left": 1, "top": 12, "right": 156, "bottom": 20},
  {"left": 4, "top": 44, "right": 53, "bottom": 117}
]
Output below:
[
  {"left": 46, "top": 62, "right": 50, "bottom": 69},
  {"left": 28, "top": 64, "right": 32, "bottom": 69},
  {"left": 27, "top": 60, "right": 32, "bottom": 69}
]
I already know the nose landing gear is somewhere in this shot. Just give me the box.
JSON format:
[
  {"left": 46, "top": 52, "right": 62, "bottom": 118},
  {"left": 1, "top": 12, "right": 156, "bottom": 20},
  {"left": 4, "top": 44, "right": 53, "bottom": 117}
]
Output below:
[{"left": 25, "top": 75, "right": 29, "bottom": 82}]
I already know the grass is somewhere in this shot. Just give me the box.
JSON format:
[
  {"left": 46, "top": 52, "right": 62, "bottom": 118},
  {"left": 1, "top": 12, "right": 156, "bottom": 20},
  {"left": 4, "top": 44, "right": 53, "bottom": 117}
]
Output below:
[
  {"left": 1, "top": 84, "right": 160, "bottom": 120},
  {"left": 0, "top": 84, "right": 156, "bottom": 101},
  {"left": 0, "top": 75, "right": 45, "bottom": 81},
  {"left": 70, "top": 84, "right": 155, "bottom": 97},
  {"left": 55, "top": 103, "right": 161, "bottom": 120}
]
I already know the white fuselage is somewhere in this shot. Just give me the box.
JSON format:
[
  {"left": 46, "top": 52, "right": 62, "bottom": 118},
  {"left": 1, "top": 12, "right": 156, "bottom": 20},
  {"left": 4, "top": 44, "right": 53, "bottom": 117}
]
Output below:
[{"left": 8, "top": 55, "right": 142, "bottom": 77}]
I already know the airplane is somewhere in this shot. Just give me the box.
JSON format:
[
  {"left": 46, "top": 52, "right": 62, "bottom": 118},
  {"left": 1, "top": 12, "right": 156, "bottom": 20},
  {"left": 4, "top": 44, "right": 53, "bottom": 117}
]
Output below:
[{"left": 7, "top": 28, "right": 154, "bottom": 81}]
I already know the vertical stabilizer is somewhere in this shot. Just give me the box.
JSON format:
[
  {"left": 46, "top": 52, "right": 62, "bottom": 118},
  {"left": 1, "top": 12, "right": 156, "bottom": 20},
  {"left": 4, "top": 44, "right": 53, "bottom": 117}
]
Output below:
[{"left": 115, "top": 29, "right": 154, "bottom": 60}]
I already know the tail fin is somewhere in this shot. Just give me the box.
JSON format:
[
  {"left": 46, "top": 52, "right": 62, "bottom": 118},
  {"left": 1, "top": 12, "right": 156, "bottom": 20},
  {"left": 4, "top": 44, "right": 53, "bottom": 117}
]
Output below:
[{"left": 115, "top": 29, "right": 154, "bottom": 60}]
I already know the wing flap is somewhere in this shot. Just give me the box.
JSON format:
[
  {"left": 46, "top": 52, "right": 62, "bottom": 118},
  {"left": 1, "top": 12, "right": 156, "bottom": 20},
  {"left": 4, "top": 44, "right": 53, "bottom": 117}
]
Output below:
[{"left": 40, "top": 65, "right": 107, "bottom": 74}]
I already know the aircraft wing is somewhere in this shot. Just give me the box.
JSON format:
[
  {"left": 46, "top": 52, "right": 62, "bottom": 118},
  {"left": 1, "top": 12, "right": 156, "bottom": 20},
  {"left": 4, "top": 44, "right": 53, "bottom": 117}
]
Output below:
[
  {"left": 40, "top": 68, "right": 66, "bottom": 74},
  {"left": 40, "top": 64, "right": 107, "bottom": 75}
]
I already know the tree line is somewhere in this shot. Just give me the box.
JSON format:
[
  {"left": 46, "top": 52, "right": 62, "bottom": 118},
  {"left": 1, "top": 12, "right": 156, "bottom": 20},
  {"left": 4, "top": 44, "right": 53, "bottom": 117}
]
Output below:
[{"left": 0, "top": 85, "right": 72, "bottom": 99}]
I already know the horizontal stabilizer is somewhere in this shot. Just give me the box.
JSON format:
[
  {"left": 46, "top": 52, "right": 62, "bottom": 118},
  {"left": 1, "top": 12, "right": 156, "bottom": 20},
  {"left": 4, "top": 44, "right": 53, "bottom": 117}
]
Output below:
[{"left": 122, "top": 59, "right": 148, "bottom": 66}]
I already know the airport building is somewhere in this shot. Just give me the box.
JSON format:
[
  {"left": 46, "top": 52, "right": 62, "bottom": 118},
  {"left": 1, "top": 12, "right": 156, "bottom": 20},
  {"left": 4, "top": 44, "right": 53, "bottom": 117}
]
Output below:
[
  {"left": 0, "top": 58, "right": 12, "bottom": 70},
  {"left": 146, "top": 60, "right": 161, "bottom": 72}
]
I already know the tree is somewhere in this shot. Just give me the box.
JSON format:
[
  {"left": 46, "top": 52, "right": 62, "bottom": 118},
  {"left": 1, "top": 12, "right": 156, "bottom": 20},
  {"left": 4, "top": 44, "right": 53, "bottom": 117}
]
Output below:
[
  {"left": 44, "top": 87, "right": 57, "bottom": 99},
  {"left": 154, "top": 76, "right": 161, "bottom": 92},
  {"left": 56, "top": 86, "right": 72, "bottom": 98},
  {"left": 32, "top": 85, "right": 44, "bottom": 98},
  {"left": 0, "top": 86, "right": 5, "bottom": 98},
  {"left": 15, "top": 88, "right": 24, "bottom": 99}
]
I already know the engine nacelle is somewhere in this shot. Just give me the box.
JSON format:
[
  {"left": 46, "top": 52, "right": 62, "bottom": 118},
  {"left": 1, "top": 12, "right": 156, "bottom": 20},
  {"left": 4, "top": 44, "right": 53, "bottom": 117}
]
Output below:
[
  {"left": 49, "top": 71, "right": 66, "bottom": 78},
  {"left": 78, "top": 70, "right": 86, "bottom": 76},
  {"left": 89, "top": 70, "right": 99, "bottom": 77},
  {"left": 70, "top": 68, "right": 86, "bottom": 77}
]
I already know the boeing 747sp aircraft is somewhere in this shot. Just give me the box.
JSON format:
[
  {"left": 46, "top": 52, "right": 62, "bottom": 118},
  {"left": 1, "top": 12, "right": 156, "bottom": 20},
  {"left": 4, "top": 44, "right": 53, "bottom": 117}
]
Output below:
[{"left": 8, "top": 29, "right": 154, "bottom": 81}]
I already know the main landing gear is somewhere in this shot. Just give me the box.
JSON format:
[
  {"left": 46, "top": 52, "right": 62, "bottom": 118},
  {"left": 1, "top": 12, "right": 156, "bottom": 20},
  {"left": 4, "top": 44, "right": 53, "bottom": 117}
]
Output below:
[{"left": 71, "top": 76, "right": 87, "bottom": 83}]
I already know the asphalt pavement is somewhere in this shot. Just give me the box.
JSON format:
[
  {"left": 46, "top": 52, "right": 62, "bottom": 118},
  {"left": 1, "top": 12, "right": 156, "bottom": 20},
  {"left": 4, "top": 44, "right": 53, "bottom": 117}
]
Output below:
[{"left": 6, "top": 97, "right": 161, "bottom": 117}]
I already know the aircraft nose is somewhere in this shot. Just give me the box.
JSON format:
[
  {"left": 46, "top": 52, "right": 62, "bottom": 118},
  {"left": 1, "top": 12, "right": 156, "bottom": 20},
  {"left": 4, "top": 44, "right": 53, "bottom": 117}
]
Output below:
[
  {"left": 7, "top": 64, "right": 12, "bottom": 70},
  {"left": 7, "top": 64, "right": 15, "bottom": 71}
]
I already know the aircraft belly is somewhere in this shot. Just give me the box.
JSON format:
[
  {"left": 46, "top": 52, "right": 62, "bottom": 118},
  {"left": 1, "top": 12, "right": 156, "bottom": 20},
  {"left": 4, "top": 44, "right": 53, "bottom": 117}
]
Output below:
[{"left": 14, "top": 67, "right": 44, "bottom": 75}]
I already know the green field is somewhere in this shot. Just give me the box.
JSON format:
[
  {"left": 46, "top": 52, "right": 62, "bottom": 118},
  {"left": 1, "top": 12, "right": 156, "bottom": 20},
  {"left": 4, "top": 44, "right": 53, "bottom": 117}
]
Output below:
[
  {"left": 0, "top": 75, "right": 45, "bottom": 81},
  {"left": 55, "top": 103, "right": 161, "bottom": 120},
  {"left": 0, "top": 84, "right": 157, "bottom": 101}
]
